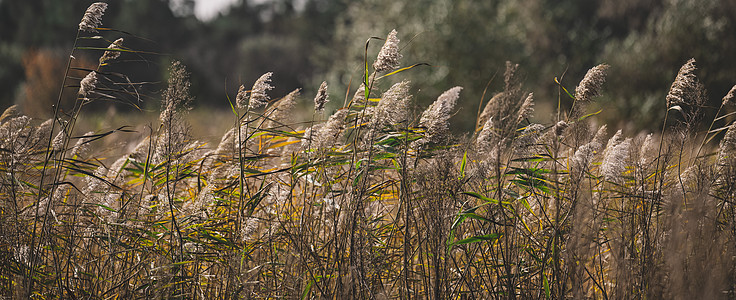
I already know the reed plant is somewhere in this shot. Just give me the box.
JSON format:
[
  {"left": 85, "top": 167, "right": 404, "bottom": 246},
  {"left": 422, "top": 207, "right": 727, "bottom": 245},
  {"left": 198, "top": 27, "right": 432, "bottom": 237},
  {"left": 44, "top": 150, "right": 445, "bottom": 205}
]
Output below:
[{"left": 1, "top": 3, "right": 736, "bottom": 299}]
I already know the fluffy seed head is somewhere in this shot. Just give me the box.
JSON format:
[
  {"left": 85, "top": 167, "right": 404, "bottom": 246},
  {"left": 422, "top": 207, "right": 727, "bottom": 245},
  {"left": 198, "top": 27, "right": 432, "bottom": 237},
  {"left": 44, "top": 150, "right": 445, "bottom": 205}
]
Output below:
[
  {"left": 554, "top": 121, "right": 569, "bottom": 137},
  {"left": 722, "top": 84, "right": 736, "bottom": 106},
  {"left": 312, "top": 109, "right": 348, "bottom": 149},
  {"left": 79, "top": 2, "right": 108, "bottom": 32},
  {"left": 249, "top": 72, "right": 274, "bottom": 109},
  {"left": 70, "top": 131, "right": 95, "bottom": 159},
  {"left": 314, "top": 81, "right": 329, "bottom": 112},
  {"left": 475, "top": 116, "right": 497, "bottom": 152},
  {"left": 419, "top": 86, "right": 462, "bottom": 143},
  {"left": 373, "top": 29, "right": 402, "bottom": 72},
  {"left": 571, "top": 125, "right": 607, "bottom": 178},
  {"left": 601, "top": 136, "right": 631, "bottom": 182},
  {"left": 639, "top": 133, "right": 657, "bottom": 166},
  {"left": 352, "top": 84, "right": 366, "bottom": 104},
  {"left": 52, "top": 130, "right": 67, "bottom": 151},
  {"left": 0, "top": 105, "right": 20, "bottom": 124},
  {"left": 575, "top": 64, "right": 609, "bottom": 102},
  {"left": 477, "top": 92, "right": 504, "bottom": 131},
  {"left": 99, "top": 38, "right": 124, "bottom": 65},
  {"left": 236, "top": 85, "right": 248, "bottom": 110},
  {"left": 370, "top": 81, "right": 411, "bottom": 130},
  {"left": 666, "top": 58, "right": 697, "bottom": 108},
  {"left": 33, "top": 119, "right": 53, "bottom": 146},
  {"left": 718, "top": 122, "right": 736, "bottom": 167},
  {"left": 79, "top": 71, "right": 98, "bottom": 100},
  {"left": 160, "top": 61, "right": 192, "bottom": 122},
  {"left": 516, "top": 92, "right": 535, "bottom": 124},
  {"left": 513, "top": 123, "right": 545, "bottom": 155},
  {"left": 604, "top": 129, "right": 623, "bottom": 154},
  {"left": 265, "top": 89, "right": 300, "bottom": 128}
]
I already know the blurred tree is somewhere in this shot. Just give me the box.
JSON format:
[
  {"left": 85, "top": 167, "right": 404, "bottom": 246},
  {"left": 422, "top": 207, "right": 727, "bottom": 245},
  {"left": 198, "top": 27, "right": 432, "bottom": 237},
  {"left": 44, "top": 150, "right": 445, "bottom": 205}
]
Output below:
[
  {"left": 600, "top": 0, "right": 736, "bottom": 129},
  {"left": 321, "top": 0, "right": 736, "bottom": 132},
  {"left": 1, "top": 0, "right": 735, "bottom": 132}
]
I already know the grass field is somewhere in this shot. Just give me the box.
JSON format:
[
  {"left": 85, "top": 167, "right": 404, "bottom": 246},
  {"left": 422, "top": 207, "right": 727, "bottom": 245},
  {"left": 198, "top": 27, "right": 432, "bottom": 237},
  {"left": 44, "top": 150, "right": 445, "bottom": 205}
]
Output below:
[{"left": 2, "top": 3, "right": 736, "bottom": 299}]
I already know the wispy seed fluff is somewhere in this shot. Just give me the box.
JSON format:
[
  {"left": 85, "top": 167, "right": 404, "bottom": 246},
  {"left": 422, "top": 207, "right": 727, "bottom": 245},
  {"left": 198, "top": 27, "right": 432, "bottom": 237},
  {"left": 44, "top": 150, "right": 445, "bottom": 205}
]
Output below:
[
  {"left": 235, "top": 85, "right": 248, "bottom": 110},
  {"left": 70, "top": 131, "right": 95, "bottom": 159},
  {"left": 419, "top": 86, "right": 462, "bottom": 143},
  {"left": 601, "top": 132, "right": 632, "bottom": 182},
  {"left": 314, "top": 81, "right": 329, "bottom": 112},
  {"left": 161, "top": 61, "right": 192, "bottom": 115},
  {"left": 311, "top": 109, "right": 348, "bottom": 150},
  {"left": 78, "top": 2, "right": 108, "bottom": 33},
  {"left": 666, "top": 58, "right": 697, "bottom": 108},
  {"left": 0, "top": 104, "right": 20, "bottom": 124},
  {"left": 575, "top": 64, "right": 609, "bottom": 102},
  {"left": 370, "top": 81, "right": 411, "bottom": 130},
  {"left": 554, "top": 120, "right": 569, "bottom": 137},
  {"left": 373, "top": 29, "right": 402, "bottom": 72},
  {"left": 717, "top": 121, "right": 736, "bottom": 168},
  {"left": 516, "top": 92, "right": 534, "bottom": 124},
  {"left": 475, "top": 116, "right": 497, "bottom": 153},
  {"left": 639, "top": 133, "right": 657, "bottom": 166},
  {"left": 572, "top": 125, "right": 607, "bottom": 177},
  {"left": 99, "top": 38, "right": 124, "bottom": 65},
  {"left": 722, "top": 84, "right": 736, "bottom": 106},
  {"left": 78, "top": 71, "right": 98, "bottom": 100},
  {"left": 352, "top": 83, "right": 366, "bottom": 104},
  {"left": 265, "top": 89, "right": 300, "bottom": 128},
  {"left": 513, "top": 123, "right": 545, "bottom": 155},
  {"left": 249, "top": 72, "right": 274, "bottom": 109}
]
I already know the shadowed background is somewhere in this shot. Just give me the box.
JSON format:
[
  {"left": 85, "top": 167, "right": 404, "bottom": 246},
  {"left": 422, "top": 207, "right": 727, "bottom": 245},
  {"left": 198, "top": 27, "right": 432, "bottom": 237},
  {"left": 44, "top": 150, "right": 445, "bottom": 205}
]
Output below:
[{"left": 2, "top": 0, "right": 735, "bottom": 133}]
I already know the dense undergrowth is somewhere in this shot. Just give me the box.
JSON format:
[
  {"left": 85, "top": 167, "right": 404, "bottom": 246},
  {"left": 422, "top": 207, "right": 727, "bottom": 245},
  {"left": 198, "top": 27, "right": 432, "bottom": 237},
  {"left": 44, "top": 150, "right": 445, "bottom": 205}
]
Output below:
[{"left": 2, "top": 3, "right": 736, "bottom": 299}]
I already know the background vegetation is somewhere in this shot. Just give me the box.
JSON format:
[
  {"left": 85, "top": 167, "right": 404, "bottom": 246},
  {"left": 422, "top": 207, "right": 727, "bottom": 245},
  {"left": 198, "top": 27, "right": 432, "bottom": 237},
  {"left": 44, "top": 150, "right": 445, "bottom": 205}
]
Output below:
[{"left": 2, "top": 0, "right": 736, "bottom": 131}]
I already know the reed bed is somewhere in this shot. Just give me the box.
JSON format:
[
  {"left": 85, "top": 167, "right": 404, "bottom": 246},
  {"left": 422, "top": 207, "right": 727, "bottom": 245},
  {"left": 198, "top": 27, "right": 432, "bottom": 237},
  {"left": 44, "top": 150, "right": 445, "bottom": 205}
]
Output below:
[{"left": 1, "top": 3, "right": 736, "bottom": 299}]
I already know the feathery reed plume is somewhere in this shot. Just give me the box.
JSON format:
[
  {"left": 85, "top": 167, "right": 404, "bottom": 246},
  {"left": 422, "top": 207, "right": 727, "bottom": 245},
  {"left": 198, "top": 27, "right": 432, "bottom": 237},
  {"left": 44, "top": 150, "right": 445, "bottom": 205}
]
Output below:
[
  {"left": 33, "top": 119, "right": 53, "bottom": 147},
  {"left": 235, "top": 85, "right": 248, "bottom": 110},
  {"left": 240, "top": 217, "right": 260, "bottom": 242},
  {"left": 160, "top": 61, "right": 192, "bottom": 122},
  {"left": 418, "top": 86, "right": 462, "bottom": 143},
  {"left": 604, "top": 129, "right": 623, "bottom": 154},
  {"left": 477, "top": 92, "right": 503, "bottom": 131},
  {"left": 0, "top": 104, "right": 20, "bottom": 123},
  {"left": 249, "top": 72, "right": 274, "bottom": 109},
  {"left": 311, "top": 109, "right": 348, "bottom": 149},
  {"left": 99, "top": 38, "right": 124, "bottom": 65},
  {"left": 666, "top": 58, "right": 697, "bottom": 108},
  {"left": 571, "top": 125, "right": 607, "bottom": 176},
  {"left": 575, "top": 64, "right": 609, "bottom": 102},
  {"left": 130, "top": 136, "right": 151, "bottom": 162},
  {"left": 78, "top": 2, "right": 108, "bottom": 33},
  {"left": 722, "top": 84, "right": 736, "bottom": 106},
  {"left": 516, "top": 92, "right": 534, "bottom": 124},
  {"left": 51, "top": 130, "right": 66, "bottom": 151},
  {"left": 314, "top": 81, "right": 329, "bottom": 112},
  {"left": 78, "top": 71, "right": 98, "bottom": 100},
  {"left": 513, "top": 123, "right": 545, "bottom": 155},
  {"left": 70, "top": 131, "right": 94, "bottom": 159},
  {"left": 214, "top": 128, "right": 235, "bottom": 158},
  {"left": 265, "top": 88, "right": 299, "bottom": 128},
  {"left": 373, "top": 29, "right": 402, "bottom": 72},
  {"left": 504, "top": 61, "right": 520, "bottom": 90},
  {"left": 475, "top": 116, "right": 496, "bottom": 153},
  {"left": 717, "top": 122, "right": 736, "bottom": 168},
  {"left": 639, "top": 133, "right": 656, "bottom": 166},
  {"left": 601, "top": 133, "right": 632, "bottom": 182},
  {"left": 352, "top": 83, "right": 366, "bottom": 104},
  {"left": 554, "top": 120, "right": 569, "bottom": 137},
  {"left": 369, "top": 80, "right": 411, "bottom": 130}
]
